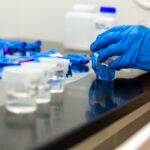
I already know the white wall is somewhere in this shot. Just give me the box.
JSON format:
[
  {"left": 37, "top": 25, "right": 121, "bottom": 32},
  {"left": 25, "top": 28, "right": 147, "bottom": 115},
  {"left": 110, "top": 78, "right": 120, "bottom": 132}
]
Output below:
[{"left": 0, "top": 0, "right": 149, "bottom": 42}]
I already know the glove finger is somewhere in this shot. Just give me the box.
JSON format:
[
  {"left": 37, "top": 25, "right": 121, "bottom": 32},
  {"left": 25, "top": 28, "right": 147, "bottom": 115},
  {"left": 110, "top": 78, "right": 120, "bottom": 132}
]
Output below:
[
  {"left": 97, "top": 25, "right": 131, "bottom": 39},
  {"left": 90, "top": 25, "right": 131, "bottom": 51},
  {"left": 90, "top": 31, "right": 122, "bottom": 51},
  {"left": 97, "top": 43, "right": 124, "bottom": 63},
  {"left": 108, "top": 57, "right": 122, "bottom": 70},
  {"left": 108, "top": 55, "right": 130, "bottom": 70}
]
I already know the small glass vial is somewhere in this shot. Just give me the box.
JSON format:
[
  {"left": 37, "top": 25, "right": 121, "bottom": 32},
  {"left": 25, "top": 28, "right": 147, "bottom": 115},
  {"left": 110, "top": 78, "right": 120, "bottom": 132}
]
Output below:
[{"left": 94, "top": 53, "right": 116, "bottom": 81}]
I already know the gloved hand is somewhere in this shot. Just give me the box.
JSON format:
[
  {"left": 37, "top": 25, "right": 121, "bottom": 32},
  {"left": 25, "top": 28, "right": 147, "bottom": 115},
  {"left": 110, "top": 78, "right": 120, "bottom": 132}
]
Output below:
[{"left": 90, "top": 25, "right": 150, "bottom": 71}]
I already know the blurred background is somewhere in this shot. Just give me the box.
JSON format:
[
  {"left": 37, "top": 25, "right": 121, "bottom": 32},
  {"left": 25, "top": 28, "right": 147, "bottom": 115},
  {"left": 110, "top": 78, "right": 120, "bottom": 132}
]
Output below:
[{"left": 0, "top": 0, "right": 149, "bottom": 42}]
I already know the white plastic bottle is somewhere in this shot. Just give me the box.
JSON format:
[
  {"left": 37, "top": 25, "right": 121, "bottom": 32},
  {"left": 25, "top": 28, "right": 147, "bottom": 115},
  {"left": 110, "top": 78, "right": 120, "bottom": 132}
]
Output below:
[
  {"left": 64, "top": 4, "right": 97, "bottom": 51},
  {"left": 93, "top": 7, "right": 118, "bottom": 81},
  {"left": 93, "top": 6, "right": 118, "bottom": 41}
]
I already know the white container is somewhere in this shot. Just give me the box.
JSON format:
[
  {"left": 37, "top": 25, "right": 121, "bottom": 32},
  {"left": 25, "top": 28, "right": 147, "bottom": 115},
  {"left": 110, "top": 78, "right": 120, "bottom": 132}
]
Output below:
[
  {"left": 64, "top": 4, "right": 97, "bottom": 51},
  {"left": 93, "top": 6, "right": 118, "bottom": 40}
]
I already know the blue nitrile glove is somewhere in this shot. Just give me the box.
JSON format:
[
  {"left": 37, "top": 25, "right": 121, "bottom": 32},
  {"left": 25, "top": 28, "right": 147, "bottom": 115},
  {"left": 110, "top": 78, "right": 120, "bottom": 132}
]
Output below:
[
  {"left": 0, "top": 39, "right": 42, "bottom": 54},
  {"left": 30, "top": 50, "right": 89, "bottom": 65},
  {"left": 0, "top": 44, "right": 4, "bottom": 58},
  {"left": 64, "top": 54, "right": 89, "bottom": 65},
  {"left": 71, "top": 64, "right": 89, "bottom": 73},
  {"left": 29, "top": 49, "right": 90, "bottom": 74},
  {"left": 23, "top": 40, "right": 42, "bottom": 50},
  {"left": 90, "top": 25, "right": 150, "bottom": 71}
]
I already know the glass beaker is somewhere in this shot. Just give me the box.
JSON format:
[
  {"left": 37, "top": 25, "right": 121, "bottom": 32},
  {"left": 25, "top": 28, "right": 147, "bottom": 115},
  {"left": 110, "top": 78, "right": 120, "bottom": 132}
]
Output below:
[
  {"left": 2, "top": 66, "right": 42, "bottom": 114},
  {"left": 22, "top": 62, "right": 55, "bottom": 103},
  {"left": 39, "top": 58, "right": 70, "bottom": 93}
]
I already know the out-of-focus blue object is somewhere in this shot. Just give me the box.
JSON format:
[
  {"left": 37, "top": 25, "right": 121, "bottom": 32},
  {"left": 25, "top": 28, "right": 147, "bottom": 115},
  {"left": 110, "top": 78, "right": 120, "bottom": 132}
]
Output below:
[
  {"left": 29, "top": 49, "right": 57, "bottom": 57},
  {"left": 71, "top": 64, "right": 89, "bottom": 73},
  {"left": 0, "top": 48, "right": 89, "bottom": 78},
  {"left": 29, "top": 49, "right": 89, "bottom": 66},
  {"left": 0, "top": 44, "right": 4, "bottom": 58},
  {"left": 1, "top": 39, "right": 42, "bottom": 55},
  {"left": 66, "top": 64, "right": 89, "bottom": 77},
  {"left": 0, "top": 38, "right": 89, "bottom": 78},
  {"left": 86, "top": 78, "right": 143, "bottom": 120},
  {"left": 33, "top": 50, "right": 90, "bottom": 74},
  {"left": 100, "top": 7, "right": 116, "bottom": 13},
  {"left": 90, "top": 25, "right": 150, "bottom": 72},
  {"left": 87, "top": 80, "right": 115, "bottom": 120},
  {"left": 63, "top": 54, "right": 89, "bottom": 65}
]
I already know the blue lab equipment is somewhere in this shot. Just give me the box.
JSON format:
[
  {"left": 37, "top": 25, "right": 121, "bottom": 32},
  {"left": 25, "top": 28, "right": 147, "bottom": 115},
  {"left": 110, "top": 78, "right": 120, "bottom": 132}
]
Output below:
[
  {"left": 29, "top": 49, "right": 89, "bottom": 66},
  {"left": 71, "top": 64, "right": 89, "bottom": 73},
  {"left": 63, "top": 54, "right": 89, "bottom": 65},
  {"left": 90, "top": 25, "right": 150, "bottom": 71},
  {"left": 1, "top": 39, "right": 42, "bottom": 54},
  {"left": 0, "top": 38, "right": 89, "bottom": 79},
  {"left": 100, "top": 7, "right": 116, "bottom": 14},
  {"left": 0, "top": 48, "right": 90, "bottom": 78}
]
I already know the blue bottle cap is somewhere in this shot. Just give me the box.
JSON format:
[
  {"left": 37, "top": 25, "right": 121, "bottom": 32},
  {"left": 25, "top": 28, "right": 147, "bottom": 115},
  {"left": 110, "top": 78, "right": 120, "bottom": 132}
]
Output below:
[{"left": 100, "top": 7, "right": 116, "bottom": 14}]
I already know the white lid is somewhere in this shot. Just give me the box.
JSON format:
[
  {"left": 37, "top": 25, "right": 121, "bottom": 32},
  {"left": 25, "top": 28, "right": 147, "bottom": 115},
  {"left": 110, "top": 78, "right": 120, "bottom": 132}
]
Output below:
[{"left": 73, "top": 4, "right": 97, "bottom": 13}]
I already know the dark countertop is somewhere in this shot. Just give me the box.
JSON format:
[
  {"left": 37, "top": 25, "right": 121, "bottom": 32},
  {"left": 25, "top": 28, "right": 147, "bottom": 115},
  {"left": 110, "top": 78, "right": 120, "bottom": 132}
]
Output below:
[{"left": 0, "top": 41, "right": 150, "bottom": 150}]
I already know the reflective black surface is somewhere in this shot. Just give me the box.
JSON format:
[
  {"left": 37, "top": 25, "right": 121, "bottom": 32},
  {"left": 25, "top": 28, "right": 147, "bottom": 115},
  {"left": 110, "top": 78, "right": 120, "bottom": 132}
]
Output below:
[
  {"left": 86, "top": 78, "right": 143, "bottom": 120},
  {"left": 0, "top": 41, "right": 150, "bottom": 150}
]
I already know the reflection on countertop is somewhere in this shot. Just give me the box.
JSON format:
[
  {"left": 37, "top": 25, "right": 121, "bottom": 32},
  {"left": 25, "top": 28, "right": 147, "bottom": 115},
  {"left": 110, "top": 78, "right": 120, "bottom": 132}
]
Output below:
[{"left": 86, "top": 73, "right": 150, "bottom": 120}]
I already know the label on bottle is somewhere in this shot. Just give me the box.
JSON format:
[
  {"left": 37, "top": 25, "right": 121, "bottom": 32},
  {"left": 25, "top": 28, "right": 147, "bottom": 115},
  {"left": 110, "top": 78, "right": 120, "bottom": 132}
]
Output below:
[
  {"left": 95, "top": 23, "right": 110, "bottom": 30},
  {"left": 94, "top": 23, "right": 111, "bottom": 40}
]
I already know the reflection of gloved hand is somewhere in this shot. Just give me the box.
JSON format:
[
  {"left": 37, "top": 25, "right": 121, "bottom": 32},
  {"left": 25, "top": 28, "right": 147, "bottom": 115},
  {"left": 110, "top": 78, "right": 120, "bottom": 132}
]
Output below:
[
  {"left": 86, "top": 78, "right": 143, "bottom": 120},
  {"left": 90, "top": 25, "right": 150, "bottom": 71},
  {"left": 87, "top": 80, "right": 115, "bottom": 120}
]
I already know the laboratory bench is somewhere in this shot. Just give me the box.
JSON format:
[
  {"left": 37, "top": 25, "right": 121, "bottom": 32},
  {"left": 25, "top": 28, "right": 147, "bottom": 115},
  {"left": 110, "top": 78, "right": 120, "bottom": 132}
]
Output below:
[{"left": 0, "top": 41, "right": 149, "bottom": 150}]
